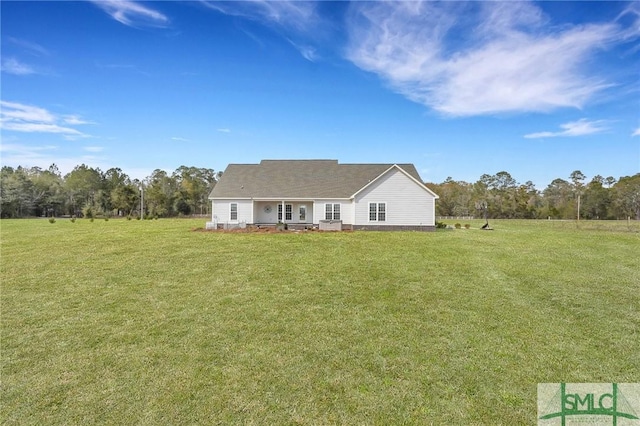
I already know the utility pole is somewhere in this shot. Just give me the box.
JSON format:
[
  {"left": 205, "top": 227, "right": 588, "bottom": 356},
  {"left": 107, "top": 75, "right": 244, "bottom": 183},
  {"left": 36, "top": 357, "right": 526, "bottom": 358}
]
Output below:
[{"left": 577, "top": 194, "right": 581, "bottom": 221}]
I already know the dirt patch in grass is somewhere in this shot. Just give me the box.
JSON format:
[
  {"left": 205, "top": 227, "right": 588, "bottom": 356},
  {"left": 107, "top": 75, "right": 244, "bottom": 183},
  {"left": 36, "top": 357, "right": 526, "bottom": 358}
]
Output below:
[{"left": 192, "top": 226, "right": 349, "bottom": 233}]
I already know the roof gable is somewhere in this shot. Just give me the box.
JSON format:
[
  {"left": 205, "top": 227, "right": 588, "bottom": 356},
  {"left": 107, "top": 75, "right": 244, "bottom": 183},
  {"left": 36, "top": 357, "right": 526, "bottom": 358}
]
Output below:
[
  {"left": 351, "top": 164, "right": 439, "bottom": 199},
  {"left": 209, "top": 159, "right": 431, "bottom": 199}
]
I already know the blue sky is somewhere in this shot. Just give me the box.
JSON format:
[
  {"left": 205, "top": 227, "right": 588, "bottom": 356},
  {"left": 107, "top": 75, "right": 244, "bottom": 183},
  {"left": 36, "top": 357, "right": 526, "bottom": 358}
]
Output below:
[{"left": 1, "top": 0, "right": 639, "bottom": 188}]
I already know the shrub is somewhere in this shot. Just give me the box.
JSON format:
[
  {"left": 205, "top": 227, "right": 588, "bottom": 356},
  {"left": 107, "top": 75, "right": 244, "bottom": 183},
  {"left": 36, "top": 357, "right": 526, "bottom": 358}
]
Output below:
[
  {"left": 48, "top": 217, "right": 56, "bottom": 224},
  {"left": 127, "top": 215, "right": 132, "bottom": 221},
  {"left": 70, "top": 216, "right": 76, "bottom": 223},
  {"left": 454, "top": 223, "right": 462, "bottom": 229},
  {"left": 82, "top": 205, "right": 94, "bottom": 220},
  {"left": 104, "top": 217, "right": 109, "bottom": 221},
  {"left": 90, "top": 217, "right": 94, "bottom": 223},
  {"left": 435, "top": 221, "right": 447, "bottom": 229},
  {"left": 464, "top": 224, "right": 470, "bottom": 229}
]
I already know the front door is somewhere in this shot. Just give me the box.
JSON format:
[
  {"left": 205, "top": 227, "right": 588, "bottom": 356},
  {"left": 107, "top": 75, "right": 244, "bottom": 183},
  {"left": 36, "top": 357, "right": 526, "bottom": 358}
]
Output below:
[{"left": 299, "top": 205, "right": 307, "bottom": 222}]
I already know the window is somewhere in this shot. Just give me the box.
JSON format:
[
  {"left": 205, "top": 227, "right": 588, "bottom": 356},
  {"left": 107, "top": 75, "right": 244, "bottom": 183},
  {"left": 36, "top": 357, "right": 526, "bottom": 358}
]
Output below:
[
  {"left": 230, "top": 203, "right": 238, "bottom": 221},
  {"left": 369, "top": 203, "right": 377, "bottom": 221},
  {"left": 369, "top": 202, "right": 386, "bottom": 222},
  {"left": 278, "top": 204, "right": 292, "bottom": 221},
  {"left": 325, "top": 203, "right": 340, "bottom": 220}
]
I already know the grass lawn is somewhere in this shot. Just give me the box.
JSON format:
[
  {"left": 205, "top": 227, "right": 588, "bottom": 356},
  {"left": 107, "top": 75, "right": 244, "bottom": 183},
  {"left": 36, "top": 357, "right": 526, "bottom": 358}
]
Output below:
[{"left": 1, "top": 218, "right": 639, "bottom": 424}]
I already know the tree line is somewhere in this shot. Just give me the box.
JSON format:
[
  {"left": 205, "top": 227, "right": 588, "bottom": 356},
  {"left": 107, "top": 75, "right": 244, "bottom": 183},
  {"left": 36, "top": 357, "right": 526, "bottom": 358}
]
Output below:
[
  {"left": 425, "top": 170, "right": 640, "bottom": 220},
  {"left": 1, "top": 164, "right": 639, "bottom": 220},
  {"left": 0, "top": 164, "right": 220, "bottom": 219}
]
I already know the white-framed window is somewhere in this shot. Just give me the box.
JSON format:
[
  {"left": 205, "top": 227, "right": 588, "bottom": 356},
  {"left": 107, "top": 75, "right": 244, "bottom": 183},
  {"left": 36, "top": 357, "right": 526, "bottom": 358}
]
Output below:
[
  {"left": 230, "top": 203, "right": 238, "bottom": 221},
  {"left": 325, "top": 203, "right": 340, "bottom": 220},
  {"left": 278, "top": 204, "right": 292, "bottom": 221},
  {"left": 369, "top": 202, "right": 386, "bottom": 221}
]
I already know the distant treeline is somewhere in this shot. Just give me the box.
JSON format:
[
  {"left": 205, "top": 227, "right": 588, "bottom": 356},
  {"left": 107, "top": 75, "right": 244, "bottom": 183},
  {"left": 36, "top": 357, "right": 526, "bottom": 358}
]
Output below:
[
  {"left": 1, "top": 164, "right": 639, "bottom": 220},
  {"left": 425, "top": 170, "right": 640, "bottom": 220},
  {"left": 0, "top": 164, "right": 220, "bottom": 218}
]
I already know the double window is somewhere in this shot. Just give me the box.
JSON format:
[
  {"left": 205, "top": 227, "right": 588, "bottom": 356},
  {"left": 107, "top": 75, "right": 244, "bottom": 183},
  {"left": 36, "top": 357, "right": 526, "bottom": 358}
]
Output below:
[
  {"left": 369, "top": 202, "right": 386, "bottom": 221},
  {"left": 278, "top": 204, "right": 292, "bottom": 221},
  {"left": 325, "top": 203, "right": 340, "bottom": 220},
  {"left": 230, "top": 203, "right": 238, "bottom": 221}
]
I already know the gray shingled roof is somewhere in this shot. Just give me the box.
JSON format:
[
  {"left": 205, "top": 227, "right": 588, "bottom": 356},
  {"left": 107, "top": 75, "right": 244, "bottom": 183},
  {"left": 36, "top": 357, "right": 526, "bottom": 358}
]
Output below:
[{"left": 209, "top": 160, "right": 424, "bottom": 199}]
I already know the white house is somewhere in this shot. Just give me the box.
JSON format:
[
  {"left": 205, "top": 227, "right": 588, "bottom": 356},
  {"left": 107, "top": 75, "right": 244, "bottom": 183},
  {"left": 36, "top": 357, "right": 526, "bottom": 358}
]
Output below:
[{"left": 208, "top": 160, "right": 439, "bottom": 231}]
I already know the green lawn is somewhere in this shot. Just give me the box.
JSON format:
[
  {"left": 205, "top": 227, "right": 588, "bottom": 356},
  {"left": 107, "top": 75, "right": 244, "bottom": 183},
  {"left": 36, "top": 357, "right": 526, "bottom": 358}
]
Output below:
[{"left": 1, "top": 219, "right": 639, "bottom": 425}]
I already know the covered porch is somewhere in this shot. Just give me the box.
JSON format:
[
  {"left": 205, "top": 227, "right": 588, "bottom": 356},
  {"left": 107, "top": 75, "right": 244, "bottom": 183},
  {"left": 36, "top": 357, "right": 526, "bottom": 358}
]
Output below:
[{"left": 252, "top": 200, "right": 314, "bottom": 226}]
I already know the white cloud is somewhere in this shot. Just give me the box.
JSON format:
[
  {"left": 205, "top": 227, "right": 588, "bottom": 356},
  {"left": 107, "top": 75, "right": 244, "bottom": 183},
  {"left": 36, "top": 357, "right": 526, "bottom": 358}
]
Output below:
[
  {"left": 83, "top": 146, "right": 104, "bottom": 153},
  {"left": 524, "top": 119, "right": 609, "bottom": 139},
  {"left": 90, "top": 0, "right": 168, "bottom": 28},
  {"left": 0, "top": 143, "right": 109, "bottom": 176},
  {"left": 0, "top": 101, "right": 92, "bottom": 139},
  {"left": 346, "top": 1, "right": 625, "bottom": 116},
  {"left": 64, "top": 115, "right": 95, "bottom": 125},
  {"left": 1, "top": 58, "right": 36, "bottom": 75},
  {"left": 202, "top": 0, "right": 321, "bottom": 60},
  {"left": 632, "top": 127, "right": 640, "bottom": 137},
  {"left": 287, "top": 38, "right": 318, "bottom": 62},
  {"left": 1, "top": 122, "right": 86, "bottom": 137},
  {"left": 9, "top": 38, "right": 50, "bottom": 56},
  {"left": 0, "top": 143, "right": 57, "bottom": 156},
  {"left": 216, "top": 128, "right": 231, "bottom": 133},
  {"left": 171, "top": 137, "right": 189, "bottom": 142},
  {"left": 616, "top": 2, "right": 640, "bottom": 41},
  {"left": 0, "top": 143, "right": 151, "bottom": 180},
  {"left": 0, "top": 143, "right": 62, "bottom": 169},
  {"left": 201, "top": 0, "right": 316, "bottom": 32},
  {"left": 0, "top": 101, "right": 54, "bottom": 122}
]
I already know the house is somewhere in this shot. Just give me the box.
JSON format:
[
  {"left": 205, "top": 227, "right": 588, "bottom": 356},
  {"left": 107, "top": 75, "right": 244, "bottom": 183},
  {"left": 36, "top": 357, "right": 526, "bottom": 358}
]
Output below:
[{"left": 207, "top": 160, "right": 439, "bottom": 231}]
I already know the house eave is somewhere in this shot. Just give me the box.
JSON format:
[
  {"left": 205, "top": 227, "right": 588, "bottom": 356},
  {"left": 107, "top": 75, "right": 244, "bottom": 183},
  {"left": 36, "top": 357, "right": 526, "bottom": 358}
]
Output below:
[{"left": 209, "top": 196, "right": 353, "bottom": 201}]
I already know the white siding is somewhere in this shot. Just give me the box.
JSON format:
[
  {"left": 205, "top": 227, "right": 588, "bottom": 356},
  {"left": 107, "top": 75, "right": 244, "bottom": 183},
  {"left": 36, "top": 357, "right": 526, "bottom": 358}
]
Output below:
[
  {"left": 254, "top": 201, "right": 315, "bottom": 224},
  {"left": 353, "top": 168, "right": 436, "bottom": 226},
  {"left": 212, "top": 199, "right": 253, "bottom": 223},
  {"left": 312, "top": 200, "right": 353, "bottom": 225}
]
